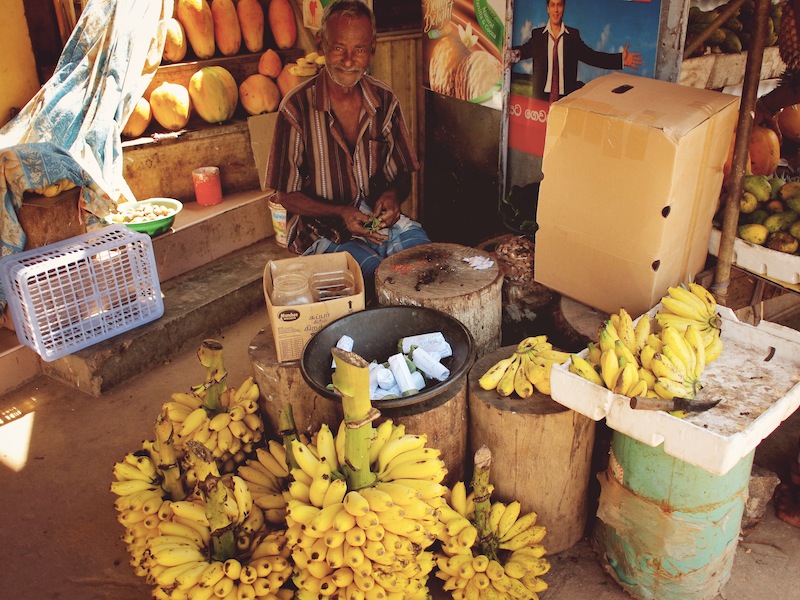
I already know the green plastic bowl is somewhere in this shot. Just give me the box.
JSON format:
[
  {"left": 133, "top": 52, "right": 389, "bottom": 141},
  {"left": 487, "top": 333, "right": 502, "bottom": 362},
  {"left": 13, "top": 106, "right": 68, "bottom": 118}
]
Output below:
[{"left": 110, "top": 198, "right": 182, "bottom": 237}]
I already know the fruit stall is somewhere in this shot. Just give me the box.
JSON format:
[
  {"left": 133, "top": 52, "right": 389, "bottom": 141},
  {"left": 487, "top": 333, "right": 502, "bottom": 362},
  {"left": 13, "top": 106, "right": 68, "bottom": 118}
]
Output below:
[{"left": 5, "top": 0, "right": 800, "bottom": 599}]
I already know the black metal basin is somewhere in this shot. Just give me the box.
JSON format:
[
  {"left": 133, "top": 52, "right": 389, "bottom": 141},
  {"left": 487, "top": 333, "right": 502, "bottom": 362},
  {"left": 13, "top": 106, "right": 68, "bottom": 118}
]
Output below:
[{"left": 300, "top": 305, "right": 476, "bottom": 408}]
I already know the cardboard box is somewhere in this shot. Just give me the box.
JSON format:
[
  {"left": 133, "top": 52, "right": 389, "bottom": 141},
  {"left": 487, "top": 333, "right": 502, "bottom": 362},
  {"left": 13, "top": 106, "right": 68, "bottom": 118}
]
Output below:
[
  {"left": 263, "top": 253, "right": 365, "bottom": 362},
  {"left": 534, "top": 73, "right": 739, "bottom": 316}
]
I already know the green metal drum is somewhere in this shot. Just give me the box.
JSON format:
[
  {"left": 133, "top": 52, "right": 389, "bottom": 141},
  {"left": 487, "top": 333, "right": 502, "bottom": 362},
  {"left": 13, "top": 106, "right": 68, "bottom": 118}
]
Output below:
[{"left": 594, "top": 431, "right": 754, "bottom": 600}]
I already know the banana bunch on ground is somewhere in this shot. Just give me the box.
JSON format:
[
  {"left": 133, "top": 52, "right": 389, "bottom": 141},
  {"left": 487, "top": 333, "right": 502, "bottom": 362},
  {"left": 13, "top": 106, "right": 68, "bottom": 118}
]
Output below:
[
  {"left": 436, "top": 481, "right": 549, "bottom": 599},
  {"left": 283, "top": 419, "right": 445, "bottom": 600},
  {"left": 165, "top": 375, "right": 265, "bottom": 476},
  {"left": 142, "top": 511, "right": 293, "bottom": 600},
  {"left": 288, "top": 51, "right": 326, "bottom": 77},
  {"left": 568, "top": 283, "right": 724, "bottom": 403},
  {"left": 111, "top": 451, "right": 170, "bottom": 576},
  {"left": 478, "top": 335, "right": 571, "bottom": 398},
  {"left": 236, "top": 439, "right": 291, "bottom": 526}
]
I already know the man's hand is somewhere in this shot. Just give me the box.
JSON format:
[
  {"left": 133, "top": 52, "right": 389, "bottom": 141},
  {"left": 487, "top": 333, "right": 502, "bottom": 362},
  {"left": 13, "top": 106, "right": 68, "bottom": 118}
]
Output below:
[
  {"left": 342, "top": 205, "right": 388, "bottom": 244},
  {"left": 622, "top": 43, "right": 642, "bottom": 70}
]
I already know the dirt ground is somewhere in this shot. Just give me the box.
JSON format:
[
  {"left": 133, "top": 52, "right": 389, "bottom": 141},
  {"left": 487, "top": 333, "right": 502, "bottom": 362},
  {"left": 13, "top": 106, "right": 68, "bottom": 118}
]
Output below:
[{"left": 3, "top": 309, "right": 800, "bottom": 600}]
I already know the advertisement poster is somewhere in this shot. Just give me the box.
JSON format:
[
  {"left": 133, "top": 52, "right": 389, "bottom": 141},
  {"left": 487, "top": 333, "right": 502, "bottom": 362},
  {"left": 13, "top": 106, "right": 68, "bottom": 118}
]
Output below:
[
  {"left": 508, "top": 0, "right": 662, "bottom": 157},
  {"left": 422, "top": 0, "right": 508, "bottom": 110}
]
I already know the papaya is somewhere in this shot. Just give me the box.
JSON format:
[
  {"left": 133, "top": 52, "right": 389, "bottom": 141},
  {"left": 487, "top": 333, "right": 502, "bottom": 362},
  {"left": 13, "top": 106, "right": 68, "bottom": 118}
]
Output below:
[
  {"left": 239, "top": 74, "right": 281, "bottom": 115},
  {"left": 211, "top": 0, "right": 241, "bottom": 56},
  {"left": 258, "top": 48, "right": 283, "bottom": 78},
  {"left": 122, "top": 97, "right": 152, "bottom": 138},
  {"left": 268, "top": 0, "right": 297, "bottom": 50},
  {"left": 150, "top": 82, "right": 192, "bottom": 131},
  {"left": 162, "top": 17, "right": 188, "bottom": 63},
  {"left": 778, "top": 104, "right": 800, "bottom": 143},
  {"left": 176, "top": 0, "right": 215, "bottom": 60},
  {"left": 237, "top": 0, "right": 265, "bottom": 53},
  {"left": 189, "top": 66, "right": 239, "bottom": 124},
  {"left": 748, "top": 124, "right": 780, "bottom": 177}
]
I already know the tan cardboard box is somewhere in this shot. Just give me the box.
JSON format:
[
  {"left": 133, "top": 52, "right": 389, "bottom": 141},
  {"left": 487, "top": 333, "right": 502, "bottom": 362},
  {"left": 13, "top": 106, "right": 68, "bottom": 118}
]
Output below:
[
  {"left": 264, "top": 252, "right": 365, "bottom": 362},
  {"left": 534, "top": 73, "right": 739, "bottom": 317}
]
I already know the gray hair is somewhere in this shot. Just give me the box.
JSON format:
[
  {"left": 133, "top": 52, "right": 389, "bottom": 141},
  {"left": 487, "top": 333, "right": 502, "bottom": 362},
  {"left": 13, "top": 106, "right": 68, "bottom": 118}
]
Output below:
[{"left": 319, "top": 0, "right": 377, "bottom": 44}]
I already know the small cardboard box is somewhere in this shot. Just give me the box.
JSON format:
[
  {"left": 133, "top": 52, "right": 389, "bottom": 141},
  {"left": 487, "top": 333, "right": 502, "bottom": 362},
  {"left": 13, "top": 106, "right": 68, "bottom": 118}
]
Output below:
[
  {"left": 534, "top": 73, "right": 739, "bottom": 316},
  {"left": 263, "top": 253, "right": 365, "bottom": 362}
]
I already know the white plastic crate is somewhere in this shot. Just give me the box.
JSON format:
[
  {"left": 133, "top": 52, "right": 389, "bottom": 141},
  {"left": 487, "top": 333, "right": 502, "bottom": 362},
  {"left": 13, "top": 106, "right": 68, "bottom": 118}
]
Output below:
[
  {"left": 549, "top": 305, "right": 800, "bottom": 475},
  {"left": 708, "top": 228, "right": 800, "bottom": 285},
  {"left": 0, "top": 225, "right": 164, "bottom": 362}
]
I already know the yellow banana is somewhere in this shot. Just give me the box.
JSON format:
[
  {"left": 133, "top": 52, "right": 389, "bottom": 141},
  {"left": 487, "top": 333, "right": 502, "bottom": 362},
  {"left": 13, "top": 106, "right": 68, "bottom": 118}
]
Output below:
[
  {"left": 646, "top": 333, "right": 663, "bottom": 352},
  {"left": 627, "top": 378, "right": 649, "bottom": 399},
  {"left": 376, "top": 434, "right": 427, "bottom": 473},
  {"left": 587, "top": 341, "right": 602, "bottom": 366},
  {"left": 651, "top": 353, "right": 685, "bottom": 383},
  {"left": 496, "top": 354, "right": 522, "bottom": 397},
  {"left": 478, "top": 355, "right": 517, "bottom": 390},
  {"left": 654, "top": 377, "right": 694, "bottom": 401},
  {"left": 534, "top": 349, "right": 571, "bottom": 364},
  {"left": 308, "top": 460, "right": 333, "bottom": 508},
  {"left": 523, "top": 355, "right": 547, "bottom": 386},
  {"left": 600, "top": 349, "right": 621, "bottom": 390},
  {"left": 450, "top": 481, "right": 469, "bottom": 516},
  {"left": 704, "top": 334, "right": 724, "bottom": 363},
  {"left": 498, "top": 510, "right": 538, "bottom": 542},
  {"left": 322, "top": 477, "right": 348, "bottom": 508},
  {"left": 613, "top": 360, "right": 639, "bottom": 397},
  {"left": 314, "top": 423, "right": 339, "bottom": 471},
  {"left": 617, "top": 308, "right": 638, "bottom": 354},
  {"left": 637, "top": 366, "right": 656, "bottom": 390},
  {"left": 514, "top": 353, "right": 535, "bottom": 398},
  {"left": 569, "top": 354, "right": 604, "bottom": 387},
  {"left": 343, "top": 490, "right": 372, "bottom": 517},
  {"left": 666, "top": 284, "right": 709, "bottom": 315},
  {"left": 684, "top": 324, "right": 707, "bottom": 379},
  {"left": 179, "top": 407, "right": 209, "bottom": 437},
  {"left": 255, "top": 447, "right": 289, "bottom": 478},
  {"left": 498, "top": 524, "right": 547, "bottom": 551},
  {"left": 661, "top": 325, "right": 696, "bottom": 375},
  {"left": 633, "top": 315, "right": 652, "bottom": 354},
  {"left": 639, "top": 343, "right": 656, "bottom": 372},
  {"left": 687, "top": 282, "right": 718, "bottom": 314},
  {"left": 496, "top": 500, "right": 521, "bottom": 540},
  {"left": 291, "top": 439, "right": 321, "bottom": 479},
  {"left": 614, "top": 339, "right": 639, "bottom": 369}
]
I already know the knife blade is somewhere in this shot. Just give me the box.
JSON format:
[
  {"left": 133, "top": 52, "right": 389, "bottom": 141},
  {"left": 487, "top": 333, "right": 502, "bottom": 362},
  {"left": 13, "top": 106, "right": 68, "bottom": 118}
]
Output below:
[{"left": 629, "top": 396, "right": 722, "bottom": 413}]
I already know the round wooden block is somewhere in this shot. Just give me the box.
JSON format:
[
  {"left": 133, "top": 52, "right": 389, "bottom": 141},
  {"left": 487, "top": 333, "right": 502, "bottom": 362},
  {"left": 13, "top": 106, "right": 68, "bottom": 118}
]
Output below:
[
  {"left": 249, "top": 326, "right": 342, "bottom": 439},
  {"left": 552, "top": 296, "right": 609, "bottom": 350},
  {"left": 467, "top": 345, "right": 596, "bottom": 554},
  {"left": 375, "top": 242, "right": 503, "bottom": 358},
  {"left": 377, "top": 377, "right": 468, "bottom": 489}
]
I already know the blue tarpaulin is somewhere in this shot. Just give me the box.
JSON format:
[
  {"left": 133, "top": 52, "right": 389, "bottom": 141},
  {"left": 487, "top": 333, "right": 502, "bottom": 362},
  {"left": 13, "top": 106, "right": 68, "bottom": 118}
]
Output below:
[{"left": 0, "top": 0, "right": 169, "bottom": 313}]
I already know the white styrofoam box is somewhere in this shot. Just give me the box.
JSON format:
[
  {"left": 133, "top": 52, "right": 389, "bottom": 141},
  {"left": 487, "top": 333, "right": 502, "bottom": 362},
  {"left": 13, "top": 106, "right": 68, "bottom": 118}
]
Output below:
[
  {"left": 708, "top": 228, "right": 800, "bottom": 285},
  {"left": 0, "top": 225, "right": 164, "bottom": 362},
  {"left": 550, "top": 305, "right": 800, "bottom": 476}
]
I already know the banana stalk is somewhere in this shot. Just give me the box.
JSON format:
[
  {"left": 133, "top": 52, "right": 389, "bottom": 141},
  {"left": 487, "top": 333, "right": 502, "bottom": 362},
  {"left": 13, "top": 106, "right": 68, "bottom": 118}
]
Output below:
[
  {"left": 471, "top": 445, "right": 498, "bottom": 561},
  {"left": 278, "top": 403, "right": 301, "bottom": 472},
  {"left": 205, "top": 475, "right": 236, "bottom": 561},
  {"left": 154, "top": 408, "right": 186, "bottom": 501},
  {"left": 197, "top": 339, "right": 228, "bottom": 412},
  {"left": 331, "top": 348, "right": 378, "bottom": 490}
]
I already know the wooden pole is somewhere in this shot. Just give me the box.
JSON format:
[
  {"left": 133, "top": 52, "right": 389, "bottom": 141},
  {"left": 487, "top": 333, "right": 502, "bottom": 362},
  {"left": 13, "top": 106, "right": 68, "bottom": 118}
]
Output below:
[{"left": 714, "top": 0, "right": 771, "bottom": 307}]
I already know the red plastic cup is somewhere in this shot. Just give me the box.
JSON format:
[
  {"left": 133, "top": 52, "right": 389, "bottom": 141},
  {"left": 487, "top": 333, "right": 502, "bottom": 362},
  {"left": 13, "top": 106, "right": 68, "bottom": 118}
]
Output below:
[{"left": 192, "top": 166, "right": 223, "bottom": 206}]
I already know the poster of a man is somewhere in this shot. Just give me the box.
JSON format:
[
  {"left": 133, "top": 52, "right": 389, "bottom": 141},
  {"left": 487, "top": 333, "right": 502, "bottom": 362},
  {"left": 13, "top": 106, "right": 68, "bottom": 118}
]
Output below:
[
  {"left": 507, "top": 0, "right": 642, "bottom": 102},
  {"left": 506, "top": 0, "right": 661, "bottom": 157}
]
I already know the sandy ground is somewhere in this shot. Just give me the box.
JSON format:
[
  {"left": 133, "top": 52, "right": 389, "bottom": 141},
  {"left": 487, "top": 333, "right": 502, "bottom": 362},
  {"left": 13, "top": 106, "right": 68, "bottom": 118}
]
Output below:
[{"left": 3, "top": 309, "right": 800, "bottom": 600}]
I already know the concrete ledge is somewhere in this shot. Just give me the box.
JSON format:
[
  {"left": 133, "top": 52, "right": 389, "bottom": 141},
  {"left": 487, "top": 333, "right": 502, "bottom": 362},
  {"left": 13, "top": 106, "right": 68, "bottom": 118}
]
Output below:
[{"left": 40, "top": 238, "right": 293, "bottom": 396}]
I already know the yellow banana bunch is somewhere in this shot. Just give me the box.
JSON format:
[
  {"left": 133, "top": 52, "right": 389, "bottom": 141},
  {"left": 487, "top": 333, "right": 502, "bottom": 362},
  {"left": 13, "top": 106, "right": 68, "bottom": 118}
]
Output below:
[
  {"left": 288, "top": 51, "right": 327, "bottom": 77},
  {"left": 655, "top": 283, "right": 723, "bottom": 356},
  {"left": 477, "top": 336, "right": 570, "bottom": 399},
  {"left": 283, "top": 419, "right": 443, "bottom": 600},
  {"left": 435, "top": 493, "right": 550, "bottom": 600}
]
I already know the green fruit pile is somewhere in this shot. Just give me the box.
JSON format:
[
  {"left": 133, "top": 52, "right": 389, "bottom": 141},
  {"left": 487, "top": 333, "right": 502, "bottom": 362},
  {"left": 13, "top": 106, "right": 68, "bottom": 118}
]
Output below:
[
  {"left": 686, "top": 0, "right": 780, "bottom": 57},
  {"left": 734, "top": 174, "right": 800, "bottom": 254}
]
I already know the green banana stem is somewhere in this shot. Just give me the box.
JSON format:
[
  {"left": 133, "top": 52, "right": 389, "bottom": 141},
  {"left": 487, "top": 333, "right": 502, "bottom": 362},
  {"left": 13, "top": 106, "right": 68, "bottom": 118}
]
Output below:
[
  {"left": 472, "top": 444, "right": 498, "bottom": 561},
  {"left": 205, "top": 476, "right": 236, "bottom": 561},
  {"left": 279, "top": 404, "right": 300, "bottom": 470},
  {"left": 154, "top": 408, "right": 186, "bottom": 501},
  {"left": 198, "top": 339, "right": 227, "bottom": 412},
  {"left": 185, "top": 439, "right": 220, "bottom": 483},
  {"left": 332, "top": 348, "right": 378, "bottom": 490}
]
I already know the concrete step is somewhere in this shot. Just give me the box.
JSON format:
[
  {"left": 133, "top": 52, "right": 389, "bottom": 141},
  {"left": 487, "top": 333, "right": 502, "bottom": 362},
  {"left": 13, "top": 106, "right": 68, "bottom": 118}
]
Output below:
[{"left": 0, "top": 189, "right": 285, "bottom": 396}]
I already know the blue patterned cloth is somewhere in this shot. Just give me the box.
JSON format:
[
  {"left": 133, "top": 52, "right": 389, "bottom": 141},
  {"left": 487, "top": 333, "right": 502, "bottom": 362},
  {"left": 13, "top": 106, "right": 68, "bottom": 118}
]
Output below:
[{"left": 0, "top": 0, "right": 167, "bottom": 313}]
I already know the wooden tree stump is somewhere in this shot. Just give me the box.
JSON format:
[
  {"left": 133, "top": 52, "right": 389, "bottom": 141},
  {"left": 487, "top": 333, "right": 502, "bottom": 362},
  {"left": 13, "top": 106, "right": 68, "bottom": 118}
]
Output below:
[
  {"left": 249, "top": 326, "right": 342, "bottom": 439},
  {"left": 552, "top": 296, "right": 609, "bottom": 351},
  {"left": 375, "top": 242, "right": 503, "bottom": 358},
  {"left": 468, "top": 345, "right": 597, "bottom": 554}
]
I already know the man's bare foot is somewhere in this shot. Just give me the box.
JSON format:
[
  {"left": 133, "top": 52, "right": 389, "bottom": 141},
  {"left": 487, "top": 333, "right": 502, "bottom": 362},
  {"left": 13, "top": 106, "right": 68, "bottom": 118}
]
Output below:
[{"left": 774, "top": 460, "right": 800, "bottom": 528}]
